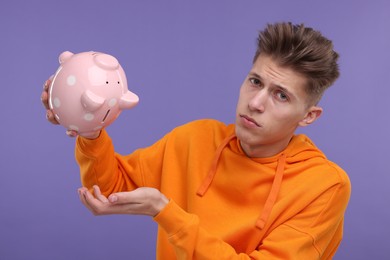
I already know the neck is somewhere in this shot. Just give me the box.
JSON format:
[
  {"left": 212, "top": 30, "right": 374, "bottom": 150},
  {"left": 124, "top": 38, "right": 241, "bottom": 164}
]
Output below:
[{"left": 239, "top": 137, "right": 292, "bottom": 158}]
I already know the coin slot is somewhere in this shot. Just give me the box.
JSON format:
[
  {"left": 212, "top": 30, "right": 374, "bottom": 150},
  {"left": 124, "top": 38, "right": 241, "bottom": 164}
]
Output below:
[{"left": 102, "top": 109, "right": 110, "bottom": 123}]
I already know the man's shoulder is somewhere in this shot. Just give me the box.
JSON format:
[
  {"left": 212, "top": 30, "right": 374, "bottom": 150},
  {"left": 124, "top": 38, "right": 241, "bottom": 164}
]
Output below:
[
  {"left": 176, "top": 119, "right": 229, "bottom": 132},
  {"left": 188, "top": 118, "right": 225, "bottom": 126},
  {"left": 171, "top": 119, "right": 234, "bottom": 141},
  {"left": 322, "top": 159, "right": 350, "bottom": 188},
  {"left": 290, "top": 134, "right": 350, "bottom": 186}
]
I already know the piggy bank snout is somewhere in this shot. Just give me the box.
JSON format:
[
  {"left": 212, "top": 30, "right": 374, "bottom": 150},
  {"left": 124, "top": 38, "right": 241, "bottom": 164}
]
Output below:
[
  {"left": 119, "top": 91, "right": 139, "bottom": 109},
  {"left": 94, "top": 53, "right": 119, "bottom": 70}
]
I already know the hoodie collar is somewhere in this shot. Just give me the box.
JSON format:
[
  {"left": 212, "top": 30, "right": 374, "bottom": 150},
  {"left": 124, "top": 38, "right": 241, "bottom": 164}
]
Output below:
[{"left": 196, "top": 133, "right": 288, "bottom": 230}]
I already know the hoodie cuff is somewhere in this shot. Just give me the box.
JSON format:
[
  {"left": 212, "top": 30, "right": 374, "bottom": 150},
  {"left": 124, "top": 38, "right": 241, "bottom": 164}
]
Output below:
[
  {"left": 76, "top": 129, "right": 110, "bottom": 156},
  {"left": 153, "top": 199, "right": 195, "bottom": 237}
]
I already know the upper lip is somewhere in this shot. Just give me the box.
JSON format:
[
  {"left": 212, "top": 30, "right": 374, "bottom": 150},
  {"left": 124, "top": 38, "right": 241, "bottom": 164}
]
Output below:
[{"left": 240, "top": 114, "right": 261, "bottom": 127}]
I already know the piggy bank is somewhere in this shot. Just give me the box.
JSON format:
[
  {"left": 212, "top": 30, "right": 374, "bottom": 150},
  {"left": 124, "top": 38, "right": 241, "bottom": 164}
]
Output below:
[{"left": 48, "top": 51, "right": 139, "bottom": 137}]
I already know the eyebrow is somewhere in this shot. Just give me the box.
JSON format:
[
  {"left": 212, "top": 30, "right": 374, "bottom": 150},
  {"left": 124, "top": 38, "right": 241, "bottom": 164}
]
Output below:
[{"left": 248, "top": 72, "right": 296, "bottom": 99}]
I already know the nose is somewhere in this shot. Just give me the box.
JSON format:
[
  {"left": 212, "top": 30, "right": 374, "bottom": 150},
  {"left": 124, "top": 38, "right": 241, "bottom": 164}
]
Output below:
[{"left": 248, "top": 90, "right": 266, "bottom": 112}]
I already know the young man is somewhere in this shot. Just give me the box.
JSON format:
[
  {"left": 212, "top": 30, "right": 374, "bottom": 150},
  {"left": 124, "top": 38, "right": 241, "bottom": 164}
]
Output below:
[{"left": 42, "top": 22, "right": 351, "bottom": 259}]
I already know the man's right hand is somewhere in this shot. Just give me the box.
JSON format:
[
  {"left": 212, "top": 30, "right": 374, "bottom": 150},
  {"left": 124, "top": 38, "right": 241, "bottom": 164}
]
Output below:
[{"left": 40, "top": 77, "right": 80, "bottom": 138}]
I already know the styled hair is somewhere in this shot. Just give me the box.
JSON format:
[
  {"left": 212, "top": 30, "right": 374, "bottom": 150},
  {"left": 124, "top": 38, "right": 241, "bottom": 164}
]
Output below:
[{"left": 253, "top": 22, "right": 340, "bottom": 105}]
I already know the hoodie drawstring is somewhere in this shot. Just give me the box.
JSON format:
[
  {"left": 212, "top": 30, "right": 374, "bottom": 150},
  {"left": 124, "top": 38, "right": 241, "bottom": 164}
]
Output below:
[
  {"left": 256, "top": 153, "right": 286, "bottom": 229},
  {"left": 196, "top": 134, "right": 287, "bottom": 230},
  {"left": 196, "top": 134, "right": 236, "bottom": 196}
]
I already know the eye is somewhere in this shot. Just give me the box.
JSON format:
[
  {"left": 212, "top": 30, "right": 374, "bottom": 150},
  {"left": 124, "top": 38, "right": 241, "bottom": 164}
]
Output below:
[
  {"left": 275, "top": 90, "right": 289, "bottom": 102},
  {"left": 117, "top": 81, "right": 120, "bottom": 84},
  {"left": 106, "top": 81, "right": 109, "bottom": 84},
  {"left": 249, "top": 77, "right": 261, "bottom": 86}
]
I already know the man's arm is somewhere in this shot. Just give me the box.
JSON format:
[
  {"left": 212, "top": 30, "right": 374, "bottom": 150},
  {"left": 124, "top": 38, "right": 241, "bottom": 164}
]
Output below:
[
  {"left": 78, "top": 179, "right": 350, "bottom": 260},
  {"left": 75, "top": 129, "right": 148, "bottom": 196}
]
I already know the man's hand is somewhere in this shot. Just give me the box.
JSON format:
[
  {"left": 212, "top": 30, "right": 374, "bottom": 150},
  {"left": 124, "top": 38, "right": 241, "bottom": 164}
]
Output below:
[
  {"left": 41, "top": 77, "right": 59, "bottom": 125},
  {"left": 41, "top": 77, "right": 98, "bottom": 139},
  {"left": 78, "top": 186, "right": 169, "bottom": 217},
  {"left": 41, "top": 77, "right": 77, "bottom": 137}
]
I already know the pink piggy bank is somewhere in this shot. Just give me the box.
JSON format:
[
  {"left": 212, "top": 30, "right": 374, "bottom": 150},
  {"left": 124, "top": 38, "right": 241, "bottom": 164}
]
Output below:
[{"left": 48, "top": 51, "right": 139, "bottom": 137}]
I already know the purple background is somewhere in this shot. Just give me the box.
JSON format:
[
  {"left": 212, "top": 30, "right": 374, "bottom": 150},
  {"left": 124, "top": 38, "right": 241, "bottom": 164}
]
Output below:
[{"left": 1, "top": 0, "right": 389, "bottom": 259}]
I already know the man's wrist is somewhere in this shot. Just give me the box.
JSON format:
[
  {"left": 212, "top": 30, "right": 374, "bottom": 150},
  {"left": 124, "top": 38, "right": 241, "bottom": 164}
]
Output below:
[
  {"left": 80, "top": 130, "right": 101, "bottom": 140},
  {"left": 153, "top": 194, "right": 169, "bottom": 217}
]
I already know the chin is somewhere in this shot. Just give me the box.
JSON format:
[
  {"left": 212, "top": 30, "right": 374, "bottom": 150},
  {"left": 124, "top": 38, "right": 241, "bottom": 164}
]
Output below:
[{"left": 235, "top": 125, "right": 256, "bottom": 144}]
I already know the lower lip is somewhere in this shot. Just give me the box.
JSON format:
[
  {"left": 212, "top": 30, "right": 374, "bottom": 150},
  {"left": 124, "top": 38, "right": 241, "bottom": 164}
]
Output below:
[{"left": 240, "top": 116, "right": 259, "bottom": 128}]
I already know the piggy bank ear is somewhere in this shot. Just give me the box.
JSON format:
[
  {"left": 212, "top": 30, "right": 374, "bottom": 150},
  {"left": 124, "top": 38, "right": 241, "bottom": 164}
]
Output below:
[
  {"left": 94, "top": 53, "right": 119, "bottom": 70},
  {"left": 59, "top": 51, "right": 74, "bottom": 64},
  {"left": 119, "top": 90, "right": 139, "bottom": 109}
]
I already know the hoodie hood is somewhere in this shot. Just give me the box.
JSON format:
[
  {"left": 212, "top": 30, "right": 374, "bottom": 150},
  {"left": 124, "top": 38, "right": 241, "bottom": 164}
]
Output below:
[{"left": 196, "top": 131, "right": 326, "bottom": 230}]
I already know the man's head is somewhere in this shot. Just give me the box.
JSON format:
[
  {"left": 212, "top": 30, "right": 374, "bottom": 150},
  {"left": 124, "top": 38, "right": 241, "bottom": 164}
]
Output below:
[
  {"left": 235, "top": 22, "right": 340, "bottom": 158},
  {"left": 253, "top": 22, "right": 339, "bottom": 106}
]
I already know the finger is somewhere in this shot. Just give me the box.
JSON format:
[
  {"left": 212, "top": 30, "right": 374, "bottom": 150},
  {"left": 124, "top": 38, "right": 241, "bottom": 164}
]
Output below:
[
  {"left": 41, "top": 78, "right": 52, "bottom": 109},
  {"left": 43, "top": 75, "right": 54, "bottom": 91},
  {"left": 78, "top": 187, "right": 88, "bottom": 204},
  {"left": 93, "top": 185, "right": 109, "bottom": 203},
  {"left": 41, "top": 90, "right": 50, "bottom": 110},
  {"left": 80, "top": 187, "right": 108, "bottom": 215},
  {"left": 43, "top": 79, "right": 50, "bottom": 91},
  {"left": 66, "top": 130, "right": 78, "bottom": 138},
  {"left": 78, "top": 187, "right": 95, "bottom": 213},
  {"left": 46, "top": 110, "right": 60, "bottom": 125}
]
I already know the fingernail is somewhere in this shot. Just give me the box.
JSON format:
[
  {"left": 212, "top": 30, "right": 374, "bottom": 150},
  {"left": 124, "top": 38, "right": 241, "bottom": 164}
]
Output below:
[{"left": 109, "top": 195, "right": 118, "bottom": 203}]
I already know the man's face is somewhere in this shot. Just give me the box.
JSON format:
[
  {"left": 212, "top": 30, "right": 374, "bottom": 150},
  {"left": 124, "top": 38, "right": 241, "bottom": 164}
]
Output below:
[{"left": 235, "top": 55, "right": 321, "bottom": 157}]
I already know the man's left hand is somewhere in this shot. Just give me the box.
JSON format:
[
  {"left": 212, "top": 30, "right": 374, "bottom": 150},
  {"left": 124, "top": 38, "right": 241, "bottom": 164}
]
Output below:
[{"left": 78, "top": 185, "right": 169, "bottom": 217}]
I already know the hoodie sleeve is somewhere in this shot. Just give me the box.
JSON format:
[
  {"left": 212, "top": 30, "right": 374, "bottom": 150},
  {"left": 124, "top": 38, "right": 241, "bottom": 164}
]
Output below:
[
  {"left": 257, "top": 178, "right": 351, "bottom": 259},
  {"left": 154, "top": 176, "right": 351, "bottom": 259},
  {"left": 154, "top": 200, "right": 262, "bottom": 259},
  {"left": 75, "top": 129, "right": 167, "bottom": 197},
  {"left": 75, "top": 130, "right": 141, "bottom": 196}
]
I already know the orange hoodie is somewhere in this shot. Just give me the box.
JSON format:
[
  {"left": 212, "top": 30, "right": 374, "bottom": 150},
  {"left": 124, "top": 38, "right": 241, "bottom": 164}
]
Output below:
[{"left": 76, "top": 119, "right": 351, "bottom": 259}]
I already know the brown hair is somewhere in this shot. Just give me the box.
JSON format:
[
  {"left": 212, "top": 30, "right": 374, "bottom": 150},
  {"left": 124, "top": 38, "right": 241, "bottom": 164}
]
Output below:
[{"left": 254, "top": 22, "right": 340, "bottom": 105}]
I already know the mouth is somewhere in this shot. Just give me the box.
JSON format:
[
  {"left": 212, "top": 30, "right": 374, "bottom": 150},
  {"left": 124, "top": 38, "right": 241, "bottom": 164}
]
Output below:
[{"left": 240, "top": 114, "right": 261, "bottom": 127}]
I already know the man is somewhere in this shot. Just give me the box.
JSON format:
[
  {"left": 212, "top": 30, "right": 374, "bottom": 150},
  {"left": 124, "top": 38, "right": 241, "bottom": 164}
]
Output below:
[{"left": 42, "top": 22, "right": 351, "bottom": 259}]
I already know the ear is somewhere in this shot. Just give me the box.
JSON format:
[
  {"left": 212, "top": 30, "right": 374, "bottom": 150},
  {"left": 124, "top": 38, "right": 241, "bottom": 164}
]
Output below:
[
  {"left": 59, "top": 51, "right": 74, "bottom": 64},
  {"left": 94, "top": 53, "right": 119, "bottom": 70},
  {"left": 299, "top": 106, "right": 323, "bottom": 127}
]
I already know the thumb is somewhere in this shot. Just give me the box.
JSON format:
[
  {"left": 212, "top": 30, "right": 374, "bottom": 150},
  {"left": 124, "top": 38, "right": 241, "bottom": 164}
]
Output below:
[
  {"left": 108, "top": 188, "right": 145, "bottom": 204},
  {"left": 108, "top": 192, "right": 136, "bottom": 204},
  {"left": 108, "top": 193, "right": 119, "bottom": 204}
]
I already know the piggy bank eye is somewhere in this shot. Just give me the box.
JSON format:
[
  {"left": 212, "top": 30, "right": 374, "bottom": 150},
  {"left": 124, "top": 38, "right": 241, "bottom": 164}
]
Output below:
[{"left": 104, "top": 81, "right": 120, "bottom": 85}]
